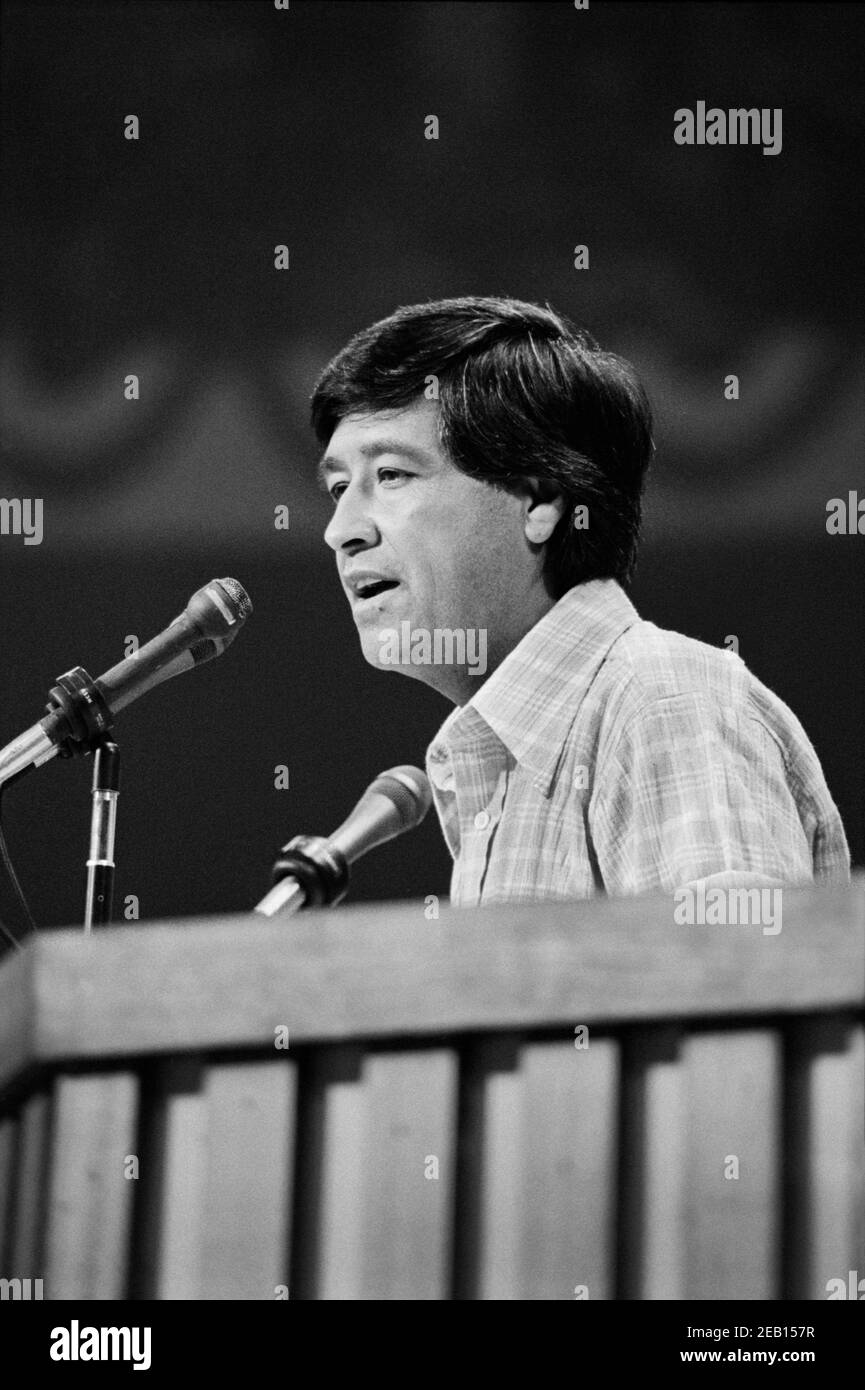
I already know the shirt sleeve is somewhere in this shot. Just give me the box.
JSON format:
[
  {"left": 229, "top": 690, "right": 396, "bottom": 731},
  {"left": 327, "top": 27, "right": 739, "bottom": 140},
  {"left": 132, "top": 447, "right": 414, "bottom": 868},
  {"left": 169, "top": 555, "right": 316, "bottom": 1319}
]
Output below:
[{"left": 588, "top": 691, "right": 816, "bottom": 896}]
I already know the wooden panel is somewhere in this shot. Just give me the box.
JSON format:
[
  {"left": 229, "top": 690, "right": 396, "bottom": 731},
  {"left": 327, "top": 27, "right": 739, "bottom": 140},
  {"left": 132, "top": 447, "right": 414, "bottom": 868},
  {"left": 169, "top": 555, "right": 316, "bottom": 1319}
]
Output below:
[
  {"left": 619, "top": 1026, "right": 687, "bottom": 1300},
  {"left": 683, "top": 1029, "right": 782, "bottom": 1300},
  {"left": 8, "top": 1086, "right": 52, "bottom": 1278},
  {"left": 0, "top": 886, "right": 860, "bottom": 1304},
  {"left": 786, "top": 1017, "right": 865, "bottom": 1299},
  {"left": 44, "top": 1071, "right": 138, "bottom": 1299},
  {"left": 309, "top": 1046, "right": 458, "bottom": 1300},
  {"left": 0, "top": 877, "right": 855, "bottom": 1081},
  {"left": 144, "top": 1055, "right": 297, "bottom": 1299},
  {"left": 470, "top": 1033, "right": 619, "bottom": 1300}
]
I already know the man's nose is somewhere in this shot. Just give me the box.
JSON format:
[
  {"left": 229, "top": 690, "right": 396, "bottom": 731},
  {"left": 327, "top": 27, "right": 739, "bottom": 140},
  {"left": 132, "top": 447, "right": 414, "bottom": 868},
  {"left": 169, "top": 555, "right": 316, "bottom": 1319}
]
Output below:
[{"left": 323, "top": 484, "right": 379, "bottom": 553}]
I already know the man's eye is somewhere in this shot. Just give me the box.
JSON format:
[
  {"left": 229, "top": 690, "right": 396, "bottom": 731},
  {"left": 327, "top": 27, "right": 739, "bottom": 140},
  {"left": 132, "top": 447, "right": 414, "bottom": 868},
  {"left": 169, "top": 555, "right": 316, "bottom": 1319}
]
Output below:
[{"left": 329, "top": 469, "right": 410, "bottom": 503}]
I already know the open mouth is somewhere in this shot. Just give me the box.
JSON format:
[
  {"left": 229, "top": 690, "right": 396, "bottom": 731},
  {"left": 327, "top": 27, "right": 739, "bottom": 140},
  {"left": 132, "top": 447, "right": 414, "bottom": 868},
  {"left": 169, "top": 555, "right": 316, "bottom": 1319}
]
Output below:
[{"left": 354, "top": 579, "right": 400, "bottom": 601}]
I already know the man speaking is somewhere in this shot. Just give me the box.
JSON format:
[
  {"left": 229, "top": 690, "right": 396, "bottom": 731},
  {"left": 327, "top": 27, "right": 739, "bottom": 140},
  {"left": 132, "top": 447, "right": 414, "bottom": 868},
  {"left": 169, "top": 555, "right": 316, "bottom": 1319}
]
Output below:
[{"left": 310, "top": 295, "right": 850, "bottom": 907}]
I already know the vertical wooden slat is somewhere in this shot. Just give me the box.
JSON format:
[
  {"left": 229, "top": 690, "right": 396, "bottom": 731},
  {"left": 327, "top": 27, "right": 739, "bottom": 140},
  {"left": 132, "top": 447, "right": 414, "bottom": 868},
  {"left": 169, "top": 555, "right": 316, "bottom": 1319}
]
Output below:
[
  {"left": 786, "top": 1017, "right": 865, "bottom": 1299},
  {"left": 310, "top": 1045, "right": 459, "bottom": 1300},
  {"left": 359, "top": 1049, "right": 457, "bottom": 1299},
  {"left": 146, "top": 1054, "right": 297, "bottom": 1299},
  {"left": 144, "top": 1055, "right": 206, "bottom": 1298},
  {"left": 44, "top": 1071, "right": 139, "bottom": 1299},
  {"left": 295, "top": 1045, "right": 365, "bottom": 1299},
  {"left": 9, "top": 1086, "right": 52, "bottom": 1280},
  {"left": 522, "top": 1038, "right": 618, "bottom": 1300},
  {"left": 457, "top": 1035, "right": 521, "bottom": 1299},
  {"left": 620, "top": 1026, "right": 687, "bottom": 1299},
  {"left": 198, "top": 1059, "right": 296, "bottom": 1299},
  {"left": 684, "top": 1029, "right": 781, "bottom": 1300},
  {"left": 0, "top": 1110, "right": 18, "bottom": 1271},
  {"left": 472, "top": 1034, "right": 619, "bottom": 1300}
]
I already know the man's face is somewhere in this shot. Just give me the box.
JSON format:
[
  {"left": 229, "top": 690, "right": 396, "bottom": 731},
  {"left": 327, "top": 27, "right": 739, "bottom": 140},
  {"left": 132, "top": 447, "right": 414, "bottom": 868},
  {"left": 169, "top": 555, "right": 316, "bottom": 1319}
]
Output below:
[{"left": 320, "top": 398, "right": 552, "bottom": 701}]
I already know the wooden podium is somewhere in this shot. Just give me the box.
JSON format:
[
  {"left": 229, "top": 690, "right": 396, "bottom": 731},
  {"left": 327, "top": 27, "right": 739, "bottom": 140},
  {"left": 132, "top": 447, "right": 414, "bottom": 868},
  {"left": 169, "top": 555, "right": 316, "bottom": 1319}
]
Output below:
[{"left": 1, "top": 878, "right": 863, "bottom": 1300}]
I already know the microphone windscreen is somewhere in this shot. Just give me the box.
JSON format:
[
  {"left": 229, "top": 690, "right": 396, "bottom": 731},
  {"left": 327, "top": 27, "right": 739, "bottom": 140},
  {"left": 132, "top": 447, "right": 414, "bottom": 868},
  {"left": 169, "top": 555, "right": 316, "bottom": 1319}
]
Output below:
[
  {"left": 368, "top": 765, "right": 432, "bottom": 830},
  {"left": 217, "top": 577, "right": 253, "bottom": 624}
]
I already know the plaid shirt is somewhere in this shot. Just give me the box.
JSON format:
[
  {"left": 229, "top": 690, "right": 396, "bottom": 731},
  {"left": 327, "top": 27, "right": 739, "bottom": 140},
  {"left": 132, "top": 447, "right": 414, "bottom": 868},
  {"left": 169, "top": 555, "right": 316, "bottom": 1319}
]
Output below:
[{"left": 425, "top": 579, "right": 851, "bottom": 906}]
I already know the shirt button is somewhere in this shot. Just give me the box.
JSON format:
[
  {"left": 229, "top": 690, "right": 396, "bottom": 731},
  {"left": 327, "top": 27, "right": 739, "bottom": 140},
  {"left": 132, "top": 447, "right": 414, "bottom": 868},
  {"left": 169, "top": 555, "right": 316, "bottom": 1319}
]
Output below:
[{"left": 474, "top": 811, "right": 490, "bottom": 830}]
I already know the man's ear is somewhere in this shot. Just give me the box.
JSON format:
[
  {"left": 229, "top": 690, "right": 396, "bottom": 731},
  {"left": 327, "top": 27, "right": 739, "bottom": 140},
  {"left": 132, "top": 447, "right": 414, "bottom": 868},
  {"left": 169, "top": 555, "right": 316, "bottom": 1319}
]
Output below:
[{"left": 523, "top": 478, "right": 568, "bottom": 545}]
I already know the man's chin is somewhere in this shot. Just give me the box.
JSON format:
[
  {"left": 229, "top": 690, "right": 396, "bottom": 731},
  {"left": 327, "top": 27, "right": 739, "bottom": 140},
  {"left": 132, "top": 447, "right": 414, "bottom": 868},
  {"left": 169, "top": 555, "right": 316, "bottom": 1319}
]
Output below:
[
  {"left": 357, "top": 632, "right": 431, "bottom": 684},
  {"left": 360, "top": 637, "right": 416, "bottom": 677}
]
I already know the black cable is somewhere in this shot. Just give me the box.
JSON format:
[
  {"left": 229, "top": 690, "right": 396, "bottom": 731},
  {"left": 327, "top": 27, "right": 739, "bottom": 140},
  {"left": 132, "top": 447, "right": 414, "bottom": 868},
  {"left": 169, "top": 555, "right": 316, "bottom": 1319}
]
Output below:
[{"left": 0, "top": 783, "right": 38, "bottom": 948}]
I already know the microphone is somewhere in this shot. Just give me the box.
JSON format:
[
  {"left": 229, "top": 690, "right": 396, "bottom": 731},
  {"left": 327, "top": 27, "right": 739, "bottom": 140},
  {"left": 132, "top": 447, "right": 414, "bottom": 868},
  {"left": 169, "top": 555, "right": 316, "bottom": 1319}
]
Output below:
[
  {"left": 0, "top": 578, "right": 252, "bottom": 789},
  {"left": 254, "top": 765, "right": 432, "bottom": 918}
]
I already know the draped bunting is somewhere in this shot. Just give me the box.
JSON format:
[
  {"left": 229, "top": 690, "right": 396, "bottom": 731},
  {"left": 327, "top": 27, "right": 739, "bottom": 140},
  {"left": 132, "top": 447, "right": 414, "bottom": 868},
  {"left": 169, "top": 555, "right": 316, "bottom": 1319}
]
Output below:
[{"left": 1, "top": 1, "right": 860, "bottom": 550}]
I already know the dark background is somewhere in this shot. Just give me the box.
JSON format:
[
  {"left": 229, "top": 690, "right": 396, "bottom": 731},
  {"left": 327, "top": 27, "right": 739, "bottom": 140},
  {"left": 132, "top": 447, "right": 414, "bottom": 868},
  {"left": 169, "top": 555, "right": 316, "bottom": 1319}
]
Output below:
[{"left": 1, "top": 0, "right": 862, "bottom": 932}]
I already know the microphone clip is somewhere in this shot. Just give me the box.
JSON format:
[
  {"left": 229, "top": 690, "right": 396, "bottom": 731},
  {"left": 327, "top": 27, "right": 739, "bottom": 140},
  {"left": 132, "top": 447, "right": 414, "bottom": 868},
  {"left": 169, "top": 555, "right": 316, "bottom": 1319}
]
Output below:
[
  {"left": 269, "top": 834, "right": 350, "bottom": 909},
  {"left": 44, "top": 666, "right": 114, "bottom": 759}
]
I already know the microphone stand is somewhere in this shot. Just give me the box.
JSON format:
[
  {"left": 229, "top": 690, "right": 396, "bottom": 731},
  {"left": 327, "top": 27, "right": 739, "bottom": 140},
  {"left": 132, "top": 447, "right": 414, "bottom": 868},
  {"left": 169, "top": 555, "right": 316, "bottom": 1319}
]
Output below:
[{"left": 84, "top": 738, "right": 120, "bottom": 931}]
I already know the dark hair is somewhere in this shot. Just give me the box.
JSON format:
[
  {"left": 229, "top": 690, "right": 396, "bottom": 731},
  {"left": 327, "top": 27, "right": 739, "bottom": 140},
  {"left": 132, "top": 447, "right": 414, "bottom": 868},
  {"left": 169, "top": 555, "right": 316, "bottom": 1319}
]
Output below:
[{"left": 310, "top": 295, "right": 654, "bottom": 596}]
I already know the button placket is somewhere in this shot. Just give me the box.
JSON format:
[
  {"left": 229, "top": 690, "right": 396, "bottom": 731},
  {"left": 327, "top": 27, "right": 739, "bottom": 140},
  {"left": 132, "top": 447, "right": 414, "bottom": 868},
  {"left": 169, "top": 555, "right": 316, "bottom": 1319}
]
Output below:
[{"left": 474, "top": 765, "right": 510, "bottom": 902}]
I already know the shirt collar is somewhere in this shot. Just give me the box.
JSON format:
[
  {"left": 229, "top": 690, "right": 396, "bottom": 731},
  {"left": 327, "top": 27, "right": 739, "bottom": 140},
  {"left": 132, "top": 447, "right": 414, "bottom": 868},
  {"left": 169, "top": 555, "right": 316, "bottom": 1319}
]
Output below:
[{"left": 426, "top": 578, "right": 641, "bottom": 797}]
